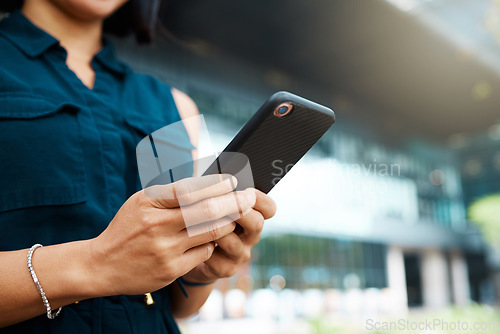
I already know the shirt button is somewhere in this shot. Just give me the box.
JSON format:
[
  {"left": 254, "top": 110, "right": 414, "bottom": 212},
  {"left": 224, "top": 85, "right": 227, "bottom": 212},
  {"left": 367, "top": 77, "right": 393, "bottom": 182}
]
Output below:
[{"left": 144, "top": 293, "right": 154, "bottom": 306}]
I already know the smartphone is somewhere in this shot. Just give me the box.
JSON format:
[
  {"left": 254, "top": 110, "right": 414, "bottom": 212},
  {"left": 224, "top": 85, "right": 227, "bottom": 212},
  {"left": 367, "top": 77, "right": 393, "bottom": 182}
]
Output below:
[{"left": 202, "top": 91, "right": 335, "bottom": 193}]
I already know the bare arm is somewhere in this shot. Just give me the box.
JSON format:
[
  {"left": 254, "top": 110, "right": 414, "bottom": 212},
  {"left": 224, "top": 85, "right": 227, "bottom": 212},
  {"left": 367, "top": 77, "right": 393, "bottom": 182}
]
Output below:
[
  {"left": 172, "top": 88, "right": 202, "bottom": 175},
  {"left": 169, "top": 280, "right": 216, "bottom": 319},
  {"left": 172, "top": 88, "right": 200, "bottom": 148},
  {"left": 0, "top": 241, "right": 98, "bottom": 327},
  {"left": 0, "top": 176, "right": 255, "bottom": 328}
]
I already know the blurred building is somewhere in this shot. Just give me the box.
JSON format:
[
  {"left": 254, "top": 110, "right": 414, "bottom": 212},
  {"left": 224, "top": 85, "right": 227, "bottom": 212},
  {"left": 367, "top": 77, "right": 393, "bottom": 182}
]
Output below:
[
  {"left": 112, "top": 30, "right": 494, "bottom": 315},
  {"left": 453, "top": 126, "right": 500, "bottom": 304}
]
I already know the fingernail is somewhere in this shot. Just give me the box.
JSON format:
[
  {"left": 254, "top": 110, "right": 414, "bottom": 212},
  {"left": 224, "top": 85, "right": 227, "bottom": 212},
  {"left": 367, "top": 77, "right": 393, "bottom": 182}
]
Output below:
[
  {"left": 224, "top": 175, "right": 238, "bottom": 189},
  {"left": 241, "top": 207, "right": 253, "bottom": 216}
]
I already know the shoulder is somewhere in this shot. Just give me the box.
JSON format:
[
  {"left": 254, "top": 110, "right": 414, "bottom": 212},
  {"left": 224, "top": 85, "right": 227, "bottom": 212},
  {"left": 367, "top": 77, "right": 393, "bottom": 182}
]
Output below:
[
  {"left": 171, "top": 88, "right": 200, "bottom": 120},
  {"left": 125, "top": 71, "right": 170, "bottom": 97},
  {"left": 0, "top": 37, "right": 41, "bottom": 94},
  {"left": 0, "top": 34, "right": 26, "bottom": 73},
  {"left": 127, "top": 72, "right": 199, "bottom": 118},
  {"left": 170, "top": 88, "right": 200, "bottom": 148},
  {"left": 122, "top": 72, "right": 200, "bottom": 143},
  {"left": 0, "top": 35, "right": 16, "bottom": 56},
  {"left": 124, "top": 72, "right": 199, "bottom": 119},
  {"left": 120, "top": 72, "right": 177, "bottom": 122}
]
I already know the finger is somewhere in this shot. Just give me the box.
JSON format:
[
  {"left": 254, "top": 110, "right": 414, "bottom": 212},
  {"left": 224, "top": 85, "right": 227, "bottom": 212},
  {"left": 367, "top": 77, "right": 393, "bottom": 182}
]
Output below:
[
  {"left": 146, "top": 174, "right": 237, "bottom": 209},
  {"left": 236, "top": 209, "right": 265, "bottom": 245},
  {"left": 181, "top": 218, "right": 236, "bottom": 249},
  {"left": 180, "top": 242, "right": 216, "bottom": 274},
  {"left": 213, "top": 232, "right": 245, "bottom": 260},
  {"left": 204, "top": 247, "right": 251, "bottom": 278},
  {"left": 143, "top": 200, "right": 234, "bottom": 236},
  {"left": 181, "top": 189, "right": 256, "bottom": 228},
  {"left": 253, "top": 190, "right": 277, "bottom": 219}
]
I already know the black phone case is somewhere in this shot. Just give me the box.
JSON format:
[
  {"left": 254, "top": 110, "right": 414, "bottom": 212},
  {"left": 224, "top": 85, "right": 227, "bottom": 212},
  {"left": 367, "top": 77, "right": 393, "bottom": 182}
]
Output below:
[{"left": 203, "top": 91, "right": 335, "bottom": 193}]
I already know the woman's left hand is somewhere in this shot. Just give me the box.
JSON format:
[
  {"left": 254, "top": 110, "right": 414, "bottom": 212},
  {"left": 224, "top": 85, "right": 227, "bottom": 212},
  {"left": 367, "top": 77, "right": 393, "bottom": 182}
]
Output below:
[{"left": 182, "top": 189, "right": 276, "bottom": 283}]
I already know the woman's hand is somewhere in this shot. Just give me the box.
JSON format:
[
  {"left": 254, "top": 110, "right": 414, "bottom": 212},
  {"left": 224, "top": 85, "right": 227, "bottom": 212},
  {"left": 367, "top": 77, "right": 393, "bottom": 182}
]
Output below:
[
  {"left": 87, "top": 174, "right": 256, "bottom": 296},
  {"left": 182, "top": 189, "right": 277, "bottom": 283}
]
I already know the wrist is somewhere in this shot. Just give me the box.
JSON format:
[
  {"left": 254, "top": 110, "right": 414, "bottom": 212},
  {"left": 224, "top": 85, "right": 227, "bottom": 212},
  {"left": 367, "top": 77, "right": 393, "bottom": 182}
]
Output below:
[
  {"left": 179, "top": 276, "right": 216, "bottom": 286},
  {"left": 81, "top": 237, "right": 115, "bottom": 298},
  {"left": 31, "top": 240, "right": 104, "bottom": 308},
  {"left": 182, "top": 269, "right": 218, "bottom": 285}
]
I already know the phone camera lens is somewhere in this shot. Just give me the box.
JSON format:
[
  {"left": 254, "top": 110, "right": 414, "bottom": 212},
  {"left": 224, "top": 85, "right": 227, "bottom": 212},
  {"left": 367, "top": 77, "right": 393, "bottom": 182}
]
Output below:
[
  {"left": 277, "top": 106, "right": 288, "bottom": 114},
  {"left": 273, "top": 102, "right": 293, "bottom": 118}
]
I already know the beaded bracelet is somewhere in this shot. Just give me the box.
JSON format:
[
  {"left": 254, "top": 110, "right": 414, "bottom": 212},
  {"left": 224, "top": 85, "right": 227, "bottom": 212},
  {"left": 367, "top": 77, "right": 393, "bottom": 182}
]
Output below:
[{"left": 27, "top": 244, "right": 62, "bottom": 319}]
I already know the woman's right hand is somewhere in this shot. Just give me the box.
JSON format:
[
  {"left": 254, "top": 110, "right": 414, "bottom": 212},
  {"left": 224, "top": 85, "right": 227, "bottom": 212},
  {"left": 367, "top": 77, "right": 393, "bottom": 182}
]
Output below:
[{"left": 87, "top": 174, "right": 256, "bottom": 296}]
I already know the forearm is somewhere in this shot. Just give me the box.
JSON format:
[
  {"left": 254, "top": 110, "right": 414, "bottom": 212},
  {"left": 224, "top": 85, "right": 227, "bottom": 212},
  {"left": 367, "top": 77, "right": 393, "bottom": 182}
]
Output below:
[
  {"left": 0, "top": 240, "right": 103, "bottom": 328},
  {"left": 169, "top": 279, "right": 216, "bottom": 319}
]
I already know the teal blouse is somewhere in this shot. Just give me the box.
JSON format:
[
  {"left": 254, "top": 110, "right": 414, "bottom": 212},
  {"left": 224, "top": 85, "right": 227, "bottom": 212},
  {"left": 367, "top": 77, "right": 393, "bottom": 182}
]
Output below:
[{"left": 0, "top": 10, "right": 194, "bottom": 334}]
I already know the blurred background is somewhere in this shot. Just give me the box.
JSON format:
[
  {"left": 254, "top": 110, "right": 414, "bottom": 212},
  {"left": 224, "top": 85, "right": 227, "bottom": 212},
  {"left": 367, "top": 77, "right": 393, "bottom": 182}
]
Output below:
[{"left": 112, "top": 0, "right": 500, "bottom": 332}]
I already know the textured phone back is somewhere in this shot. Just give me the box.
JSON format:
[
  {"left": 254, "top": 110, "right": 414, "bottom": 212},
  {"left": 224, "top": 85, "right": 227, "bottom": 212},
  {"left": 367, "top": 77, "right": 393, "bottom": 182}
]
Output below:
[{"left": 204, "top": 92, "right": 335, "bottom": 193}]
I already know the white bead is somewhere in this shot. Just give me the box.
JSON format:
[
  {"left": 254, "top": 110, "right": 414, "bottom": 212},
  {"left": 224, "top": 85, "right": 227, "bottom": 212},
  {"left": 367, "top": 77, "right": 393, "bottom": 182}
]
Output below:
[{"left": 27, "top": 244, "right": 62, "bottom": 320}]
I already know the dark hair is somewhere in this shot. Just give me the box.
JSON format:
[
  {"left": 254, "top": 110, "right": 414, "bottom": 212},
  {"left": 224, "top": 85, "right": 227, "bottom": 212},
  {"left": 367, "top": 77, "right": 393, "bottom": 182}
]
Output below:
[{"left": 0, "top": 0, "right": 161, "bottom": 44}]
